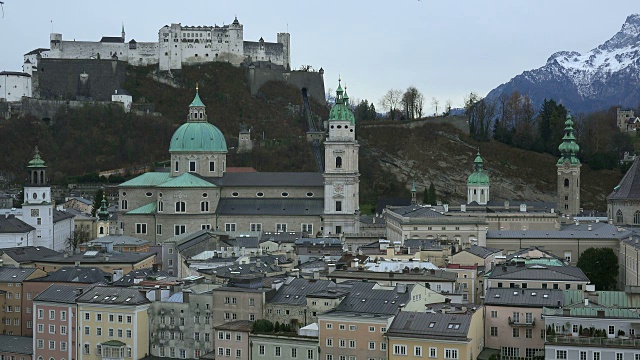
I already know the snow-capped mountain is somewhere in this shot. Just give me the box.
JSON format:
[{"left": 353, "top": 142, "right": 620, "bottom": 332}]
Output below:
[{"left": 486, "top": 14, "right": 640, "bottom": 113}]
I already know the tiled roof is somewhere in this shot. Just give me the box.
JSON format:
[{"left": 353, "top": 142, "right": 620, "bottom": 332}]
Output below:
[
  {"left": 461, "top": 245, "right": 501, "bottom": 259},
  {"left": 157, "top": 173, "right": 216, "bottom": 188},
  {"left": 387, "top": 310, "right": 473, "bottom": 341},
  {"left": 487, "top": 223, "right": 631, "bottom": 239},
  {"left": 608, "top": 156, "right": 640, "bottom": 200},
  {"left": 334, "top": 282, "right": 414, "bottom": 315},
  {"left": 0, "top": 216, "right": 34, "bottom": 233},
  {"left": 216, "top": 198, "right": 324, "bottom": 216},
  {"left": 215, "top": 320, "right": 253, "bottom": 332},
  {"left": 76, "top": 285, "right": 150, "bottom": 305},
  {"left": 127, "top": 202, "right": 156, "bottom": 214},
  {"left": 38, "top": 251, "right": 155, "bottom": 264},
  {"left": 26, "top": 266, "right": 110, "bottom": 283},
  {"left": 488, "top": 264, "right": 589, "bottom": 282},
  {"left": 53, "top": 209, "right": 75, "bottom": 223},
  {"left": 0, "top": 335, "right": 34, "bottom": 355},
  {"left": 0, "top": 267, "right": 40, "bottom": 282},
  {"left": 112, "top": 268, "right": 173, "bottom": 287},
  {"left": 269, "top": 278, "right": 337, "bottom": 305},
  {"left": 33, "top": 283, "right": 95, "bottom": 303},
  {"left": 484, "top": 288, "right": 564, "bottom": 307},
  {"left": 208, "top": 172, "right": 323, "bottom": 187},
  {"left": 119, "top": 172, "right": 171, "bottom": 187},
  {"left": 0, "top": 246, "right": 59, "bottom": 263}
]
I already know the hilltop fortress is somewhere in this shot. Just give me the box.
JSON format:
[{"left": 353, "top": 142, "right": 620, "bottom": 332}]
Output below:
[{"left": 23, "top": 18, "right": 290, "bottom": 73}]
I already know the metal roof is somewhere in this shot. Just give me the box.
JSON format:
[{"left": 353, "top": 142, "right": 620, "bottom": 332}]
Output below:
[
  {"left": 119, "top": 172, "right": 172, "bottom": 187},
  {"left": 53, "top": 209, "right": 75, "bottom": 223},
  {"left": 215, "top": 320, "right": 254, "bottom": 331},
  {"left": 461, "top": 245, "right": 502, "bottom": 259},
  {"left": 76, "top": 285, "right": 150, "bottom": 305},
  {"left": 126, "top": 202, "right": 156, "bottom": 214},
  {"left": 209, "top": 172, "right": 323, "bottom": 187},
  {"left": 0, "top": 335, "right": 34, "bottom": 355},
  {"left": 38, "top": 251, "right": 155, "bottom": 264},
  {"left": 0, "top": 216, "right": 34, "bottom": 233},
  {"left": 26, "top": 266, "right": 110, "bottom": 284},
  {"left": 217, "top": 198, "right": 323, "bottom": 216},
  {"left": 388, "top": 205, "right": 447, "bottom": 218},
  {"left": 33, "top": 283, "right": 95, "bottom": 303},
  {"left": 608, "top": 156, "right": 640, "bottom": 200},
  {"left": 0, "top": 267, "right": 40, "bottom": 282},
  {"left": 484, "top": 288, "right": 564, "bottom": 307},
  {"left": 84, "top": 235, "right": 149, "bottom": 247},
  {"left": 0, "top": 246, "right": 59, "bottom": 263},
  {"left": 157, "top": 173, "right": 216, "bottom": 188},
  {"left": 112, "top": 267, "right": 173, "bottom": 287},
  {"left": 329, "top": 268, "right": 457, "bottom": 282},
  {"left": 334, "top": 282, "right": 414, "bottom": 315},
  {"left": 488, "top": 264, "right": 589, "bottom": 282},
  {"left": 387, "top": 310, "right": 474, "bottom": 341},
  {"left": 269, "top": 278, "right": 337, "bottom": 305},
  {"left": 487, "top": 223, "right": 631, "bottom": 239}
]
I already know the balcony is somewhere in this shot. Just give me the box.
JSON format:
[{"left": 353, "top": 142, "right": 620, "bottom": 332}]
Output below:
[
  {"left": 546, "top": 335, "right": 640, "bottom": 348},
  {"left": 508, "top": 316, "right": 535, "bottom": 327}
]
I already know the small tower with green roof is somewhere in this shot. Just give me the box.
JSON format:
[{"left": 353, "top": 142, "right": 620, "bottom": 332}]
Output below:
[
  {"left": 467, "top": 150, "right": 490, "bottom": 205},
  {"left": 22, "top": 146, "right": 57, "bottom": 249},
  {"left": 169, "top": 84, "right": 227, "bottom": 178},
  {"left": 323, "top": 78, "right": 360, "bottom": 236},
  {"left": 557, "top": 112, "right": 581, "bottom": 215},
  {"left": 97, "top": 194, "right": 110, "bottom": 238},
  {"left": 411, "top": 179, "right": 417, "bottom": 205}
]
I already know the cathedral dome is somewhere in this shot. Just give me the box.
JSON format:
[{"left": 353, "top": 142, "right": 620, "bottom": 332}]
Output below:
[
  {"left": 467, "top": 151, "right": 490, "bottom": 186},
  {"left": 169, "top": 87, "right": 227, "bottom": 153},
  {"left": 328, "top": 79, "right": 355, "bottom": 125},
  {"left": 169, "top": 122, "right": 227, "bottom": 153}
]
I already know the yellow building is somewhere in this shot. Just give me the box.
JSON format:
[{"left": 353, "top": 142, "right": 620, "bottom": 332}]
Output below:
[
  {"left": 386, "top": 305, "right": 484, "bottom": 360},
  {"left": 76, "top": 286, "right": 151, "bottom": 360}
]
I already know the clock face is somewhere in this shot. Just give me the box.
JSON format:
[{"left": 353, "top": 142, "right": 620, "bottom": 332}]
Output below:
[
  {"left": 31, "top": 209, "right": 39, "bottom": 217},
  {"left": 334, "top": 183, "right": 344, "bottom": 194}
]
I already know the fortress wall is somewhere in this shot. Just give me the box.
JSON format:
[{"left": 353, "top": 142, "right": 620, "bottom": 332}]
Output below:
[
  {"left": 57, "top": 41, "right": 127, "bottom": 60},
  {"left": 34, "top": 58, "right": 127, "bottom": 101},
  {"left": 127, "top": 42, "right": 159, "bottom": 66},
  {"left": 244, "top": 42, "right": 285, "bottom": 65},
  {"left": 17, "top": 97, "right": 117, "bottom": 121},
  {"left": 248, "top": 68, "right": 325, "bottom": 104}
]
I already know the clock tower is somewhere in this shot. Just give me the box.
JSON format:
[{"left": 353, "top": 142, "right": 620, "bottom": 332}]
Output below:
[
  {"left": 22, "top": 147, "right": 57, "bottom": 249},
  {"left": 323, "top": 80, "right": 360, "bottom": 235}
]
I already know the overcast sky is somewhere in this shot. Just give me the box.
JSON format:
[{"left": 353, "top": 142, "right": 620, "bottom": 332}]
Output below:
[{"left": 0, "top": 1, "right": 637, "bottom": 112}]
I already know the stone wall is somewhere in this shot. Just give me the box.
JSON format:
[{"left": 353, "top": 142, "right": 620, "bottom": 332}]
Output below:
[
  {"left": 247, "top": 67, "right": 325, "bottom": 104},
  {"left": 34, "top": 58, "right": 127, "bottom": 101}
]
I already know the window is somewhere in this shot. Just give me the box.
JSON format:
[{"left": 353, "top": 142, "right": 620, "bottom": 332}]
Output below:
[
  {"left": 326, "top": 323, "right": 333, "bottom": 329},
  {"left": 126, "top": 329, "right": 132, "bottom": 338},
  {"left": 60, "top": 341, "right": 67, "bottom": 351},
  {"left": 616, "top": 354, "right": 623, "bottom": 360},
  {"left": 336, "top": 201, "right": 342, "bottom": 211},
  {"left": 490, "top": 327, "right": 498, "bottom": 336},
  {"left": 291, "top": 348, "right": 298, "bottom": 358},
  {"left": 84, "top": 326, "right": 90, "bottom": 335},
  {"left": 526, "top": 328, "right": 532, "bottom": 338},
  {"left": 429, "top": 347, "right": 437, "bottom": 358},
  {"left": 49, "top": 325, "right": 56, "bottom": 334},
  {"left": 444, "top": 349, "right": 459, "bottom": 359},
  {"left": 174, "top": 225, "right": 186, "bottom": 236},
  {"left": 339, "top": 339, "right": 346, "bottom": 348},
  {"left": 339, "top": 324, "right": 346, "bottom": 330},
  {"left": 414, "top": 346, "right": 422, "bottom": 357},
  {"left": 617, "top": 209, "right": 624, "bottom": 223},
  {"left": 490, "top": 310, "right": 497, "bottom": 318},
  {"left": 609, "top": 325, "right": 615, "bottom": 335},
  {"left": 201, "top": 201, "right": 209, "bottom": 212},
  {"left": 109, "top": 328, "right": 114, "bottom": 337},
  {"left": 38, "top": 324, "right": 44, "bottom": 333},
  {"left": 256, "top": 192, "right": 264, "bottom": 197},
  {"left": 556, "top": 350, "right": 567, "bottom": 359},
  {"left": 326, "top": 338, "right": 333, "bottom": 347},
  {"left": 175, "top": 161, "right": 179, "bottom": 172},
  {"left": 49, "top": 310, "right": 55, "bottom": 320},
  {"left": 175, "top": 201, "right": 186, "bottom": 212},
  {"left": 348, "top": 340, "right": 355, "bottom": 348},
  {"left": 368, "top": 341, "right": 375, "bottom": 350},
  {"left": 49, "top": 341, "right": 55, "bottom": 350},
  {"left": 381, "top": 342, "right": 387, "bottom": 350},
  {"left": 259, "top": 345, "right": 265, "bottom": 355},
  {"left": 209, "top": 161, "right": 215, "bottom": 172},
  {"left": 96, "top": 327, "right": 102, "bottom": 336},
  {"left": 369, "top": 326, "right": 375, "bottom": 332},
  {"left": 580, "top": 351, "right": 587, "bottom": 360},
  {"left": 513, "top": 328, "right": 520, "bottom": 338},
  {"left": 336, "top": 156, "right": 342, "bottom": 168},
  {"left": 235, "top": 333, "right": 241, "bottom": 341},
  {"left": 276, "top": 223, "right": 287, "bottom": 232},
  {"left": 135, "top": 223, "right": 147, "bottom": 234},
  {"left": 275, "top": 346, "right": 281, "bottom": 357},
  {"left": 121, "top": 199, "right": 128, "bottom": 210},
  {"left": 84, "top": 344, "right": 90, "bottom": 355},
  {"left": 302, "top": 223, "right": 313, "bottom": 233},
  {"left": 158, "top": 201, "right": 164, "bottom": 212},
  {"left": 225, "top": 223, "right": 237, "bottom": 232},
  {"left": 37, "top": 339, "right": 44, "bottom": 349},
  {"left": 189, "top": 161, "right": 196, "bottom": 172},
  {"left": 308, "top": 349, "right": 314, "bottom": 359},
  {"left": 250, "top": 223, "right": 262, "bottom": 232},
  {"left": 393, "top": 345, "right": 407, "bottom": 355}
]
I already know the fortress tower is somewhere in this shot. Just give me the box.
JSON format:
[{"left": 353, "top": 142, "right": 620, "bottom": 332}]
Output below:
[
  {"left": 323, "top": 80, "right": 360, "bottom": 235},
  {"left": 557, "top": 113, "right": 581, "bottom": 215},
  {"left": 467, "top": 150, "right": 490, "bottom": 205}
]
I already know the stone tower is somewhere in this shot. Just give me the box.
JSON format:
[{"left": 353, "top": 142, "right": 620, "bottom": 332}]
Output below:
[
  {"left": 411, "top": 180, "right": 417, "bottom": 205},
  {"left": 22, "top": 147, "right": 57, "bottom": 249},
  {"left": 323, "top": 79, "right": 360, "bottom": 235},
  {"left": 96, "top": 194, "right": 110, "bottom": 238},
  {"left": 467, "top": 150, "right": 490, "bottom": 205},
  {"left": 557, "top": 113, "right": 581, "bottom": 215},
  {"left": 169, "top": 85, "right": 227, "bottom": 178}
]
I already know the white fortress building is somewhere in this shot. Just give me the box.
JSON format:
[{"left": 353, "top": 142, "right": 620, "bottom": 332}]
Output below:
[{"left": 25, "top": 18, "right": 290, "bottom": 72}]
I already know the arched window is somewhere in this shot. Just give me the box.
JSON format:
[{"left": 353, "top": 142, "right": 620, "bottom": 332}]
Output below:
[
  {"left": 616, "top": 209, "right": 623, "bottom": 224},
  {"left": 175, "top": 201, "right": 186, "bottom": 213},
  {"left": 634, "top": 211, "right": 640, "bottom": 225},
  {"left": 99, "top": 226, "right": 104, "bottom": 234},
  {"left": 40, "top": 170, "right": 45, "bottom": 184},
  {"left": 564, "top": 178, "right": 569, "bottom": 187},
  {"left": 121, "top": 199, "right": 128, "bottom": 210},
  {"left": 336, "top": 156, "right": 342, "bottom": 169},
  {"left": 174, "top": 161, "right": 179, "bottom": 172}
]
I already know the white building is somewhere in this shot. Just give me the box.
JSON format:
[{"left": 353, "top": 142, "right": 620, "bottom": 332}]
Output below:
[
  {"left": 112, "top": 89, "right": 132, "bottom": 112},
  {"left": 0, "top": 71, "right": 32, "bottom": 101}
]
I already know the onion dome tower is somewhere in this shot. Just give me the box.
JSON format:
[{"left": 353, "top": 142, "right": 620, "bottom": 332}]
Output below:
[
  {"left": 467, "top": 150, "right": 490, "bottom": 205},
  {"left": 557, "top": 112, "right": 581, "bottom": 215}
]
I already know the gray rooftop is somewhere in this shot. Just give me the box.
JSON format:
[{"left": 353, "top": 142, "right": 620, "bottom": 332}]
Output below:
[
  {"left": 209, "top": 172, "right": 323, "bottom": 187},
  {"left": 488, "top": 264, "right": 589, "bottom": 282},
  {"left": 403, "top": 239, "right": 446, "bottom": 250},
  {"left": 84, "top": 235, "right": 149, "bottom": 247},
  {"left": 387, "top": 310, "right": 474, "bottom": 341},
  {"left": 0, "top": 335, "right": 34, "bottom": 355},
  {"left": 608, "top": 156, "right": 640, "bottom": 200},
  {"left": 26, "top": 266, "right": 110, "bottom": 283},
  {"left": 269, "top": 278, "right": 337, "bottom": 305},
  {"left": 461, "top": 245, "right": 502, "bottom": 259},
  {"left": 0, "top": 216, "right": 34, "bottom": 234},
  {"left": 112, "top": 267, "right": 173, "bottom": 287},
  {"left": 39, "top": 250, "right": 155, "bottom": 264},
  {"left": 260, "top": 232, "right": 304, "bottom": 244},
  {"left": 216, "top": 198, "right": 324, "bottom": 216},
  {"left": 329, "top": 268, "right": 457, "bottom": 282},
  {"left": 294, "top": 238, "right": 342, "bottom": 246},
  {"left": 334, "top": 282, "right": 414, "bottom": 315},
  {"left": 0, "top": 267, "right": 41, "bottom": 282},
  {"left": 76, "top": 285, "right": 150, "bottom": 305},
  {"left": 33, "top": 283, "right": 95, "bottom": 303},
  {"left": 1, "top": 246, "right": 59, "bottom": 263},
  {"left": 388, "top": 205, "right": 447, "bottom": 218},
  {"left": 484, "top": 288, "right": 565, "bottom": 307},
  {"left": 53, "top": 209, "right": 75, "bottom": 223},
  {"left": 487, "top": 222, "right": 631, "bottom": 239}
]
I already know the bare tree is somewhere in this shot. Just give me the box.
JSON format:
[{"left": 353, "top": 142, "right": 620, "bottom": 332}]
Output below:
[
  {"left": 445, "top": 99, "right": 452, "bottom": 115},
  {"left": 401, "top": 87, "right": 422, "bottom": 120},
  {"left": 66, "top": 228, "right": 92, "bottom": 251},
  {"left": 415, "top": 93, "right": 425, "bottom": 118},
  {"left": 379, "top": 89, "right": 402, "bottom": 120},
  {"left": 431, "top": 97, "right": 440, "bottom": 116}
]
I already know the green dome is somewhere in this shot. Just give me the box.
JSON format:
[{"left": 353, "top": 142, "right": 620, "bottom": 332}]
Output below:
[
  {"left": 557, "top": 113, "right": 580, "bottom": 166},
  {"left": 170, "top": 122, "right": 227, "bottom": 152},
  {"left": 28, "top": 147, "right": 46, "bottom": 168},
  {"left": 467, "top": 171, "right": 490, "bottom": 186},
  {"left": 328, "top": 78, "right": 355, "bottom": 125}
]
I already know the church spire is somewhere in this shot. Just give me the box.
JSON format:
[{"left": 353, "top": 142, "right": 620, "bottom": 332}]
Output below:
[
  {"left": 557, "top": 112, "right": 580, "bottom": 165},
  {"left": 121, "top": 23, "right": 125, "bottom": 41},
  {"left": 188, "top": 83, "right": 207, "bottom": 122},
  {"left": 98, "top": 194, "right": 109, "bottom": 221}
]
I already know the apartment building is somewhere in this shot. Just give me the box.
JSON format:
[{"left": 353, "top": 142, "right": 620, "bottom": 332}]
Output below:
[
  {"left": 214, "top": 320, "right": 252, "bottom": 360},
  {"left": 0, "top": 267, "right": 46, "bottom": 335},
  {"left": 484, "top": 262, "right": 590, "bottom": 294}
]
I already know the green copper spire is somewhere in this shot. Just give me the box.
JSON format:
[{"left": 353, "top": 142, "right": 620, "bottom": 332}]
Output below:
[
  {"left": 411, "top": 179, "right": 417, "bottom": 192},
  {"left": 328, "top": 78, "right": 355, "bottom": 125},
  {"left": 28, "top": 146, "right": 46, "bottom": 168},
  {"left": 557, "top": 112, "right": 581, "bottom": 166},
  {"left": 467, "top": 150, "right": 490, "bottom": 186},
  {"left": 189, "top": 83, "right": 206, "bottom": 108},
  {"left": 98, "top": 194, "right": 109, "bottom": 221},
  {"left": 343, "top": 84, "right": 350, "bottom": 106}
]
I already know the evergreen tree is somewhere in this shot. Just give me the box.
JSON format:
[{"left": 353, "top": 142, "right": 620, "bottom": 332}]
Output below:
[
  {"left": 428, "top": 182, "right": 437, "bottom": 205},
  {"left": 576, "top": 247, "right": 619, "bottom": 290},
  {"left": 91, "top": 188, "right": 105, "bottom": 217}
]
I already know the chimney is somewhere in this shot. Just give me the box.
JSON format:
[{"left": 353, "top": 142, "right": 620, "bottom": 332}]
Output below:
[
  {"left": 397, "top": 284, "right": 407, "bottom": 294},
  {"left": 327, "top": 263, "right": 336, "bottom": 273},
  {"left": 584, "top": 298, "right": 589, "bottom": 306},
  {"left": 443, "top": 204, "right": 449, "bottom": 212},
  {"left": 587, "top": 225, "right": 592, "bottom": 231},
  {"left": 460, "top": 204, "right": 466, "bottom": 212},
  {"left": 155, "top": 288, "right": 162, "bottom": 301},
  {"left": 504, "top": 201, "right": 509, "bottom": 209},
  {"left": 183, "top": 290, "right": 191, "bottom": 303},
  {"left": 75, "top": 288, "right": 84, "bottom": 296},
  {"left": 313, "top": 271, "right": 319, "bottom": 280}
]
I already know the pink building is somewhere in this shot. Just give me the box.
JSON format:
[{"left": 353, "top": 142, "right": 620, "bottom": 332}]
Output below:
[
  {"left": 214, "top": 320, "right": 252, "bottom": 360},
  {"left": 33, "top": 284, "right": 92, "bottom": 360}
]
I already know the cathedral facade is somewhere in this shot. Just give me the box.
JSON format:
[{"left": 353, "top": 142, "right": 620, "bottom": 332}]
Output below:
[{"left": 117, "top": 81, "right": 358, "bottom": 244}]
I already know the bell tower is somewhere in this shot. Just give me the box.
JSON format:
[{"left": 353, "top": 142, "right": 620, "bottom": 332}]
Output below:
[
  {"left": 323, "top": 79, "right": 360, "bottom": 236},
  {"left": 557, "top": 113, "right": 581, "bottom": 215},
  {"left": 22, "top": 147, "right": 57, "bottom": 249}
]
